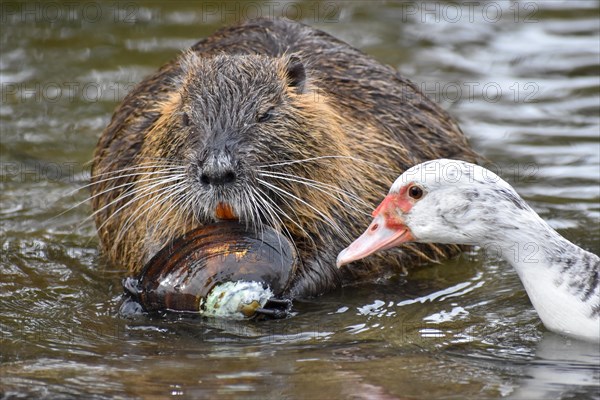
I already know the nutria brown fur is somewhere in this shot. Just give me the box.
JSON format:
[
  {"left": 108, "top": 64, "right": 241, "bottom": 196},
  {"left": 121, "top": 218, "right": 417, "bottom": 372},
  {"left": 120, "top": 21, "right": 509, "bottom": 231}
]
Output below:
[{"left": 91, "top": 18, "right": 478, "bottom": 297}]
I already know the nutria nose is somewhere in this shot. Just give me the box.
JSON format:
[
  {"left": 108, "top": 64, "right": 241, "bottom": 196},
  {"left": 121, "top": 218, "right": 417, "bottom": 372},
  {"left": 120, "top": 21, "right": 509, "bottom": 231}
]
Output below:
[
  {"left": 198, "top": 148, "right": 238, "bottom": 187},
  {"left": 200, "top": 168, "right": 237, "bottom": 186}
]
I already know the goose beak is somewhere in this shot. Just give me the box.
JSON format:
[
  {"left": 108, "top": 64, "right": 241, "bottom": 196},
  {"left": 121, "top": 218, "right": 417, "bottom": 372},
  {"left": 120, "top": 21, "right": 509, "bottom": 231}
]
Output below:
[{"left": 336, "top": 213, "right": 414, "bottom": 268}]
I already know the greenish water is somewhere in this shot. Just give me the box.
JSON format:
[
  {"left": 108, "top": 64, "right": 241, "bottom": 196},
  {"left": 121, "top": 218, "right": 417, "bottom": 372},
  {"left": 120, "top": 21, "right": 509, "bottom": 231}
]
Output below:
[{"left": 1, "top": 1, "right": 599, "bottom": 399}]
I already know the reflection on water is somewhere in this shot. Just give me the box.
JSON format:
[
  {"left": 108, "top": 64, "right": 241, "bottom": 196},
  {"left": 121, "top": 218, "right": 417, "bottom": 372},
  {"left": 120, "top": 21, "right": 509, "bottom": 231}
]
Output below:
[
  {"left": 509, "top": 333, "right": 600, "bottom": 399},
  {"left": 1, "top": 1, "right": 599, "bottom": 399}
]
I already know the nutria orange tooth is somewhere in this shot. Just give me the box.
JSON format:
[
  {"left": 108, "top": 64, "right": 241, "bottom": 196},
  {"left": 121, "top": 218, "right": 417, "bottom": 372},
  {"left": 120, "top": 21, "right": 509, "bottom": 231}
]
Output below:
[{"left": 215, "top": 202, "right": 236, "bottom": 220}]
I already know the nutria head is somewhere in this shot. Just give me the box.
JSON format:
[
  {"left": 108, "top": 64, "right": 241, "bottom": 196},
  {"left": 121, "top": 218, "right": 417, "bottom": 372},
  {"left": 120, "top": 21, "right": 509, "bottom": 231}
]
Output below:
[{"left": 129, "top": 51, "right": 358, "bottom": 263}]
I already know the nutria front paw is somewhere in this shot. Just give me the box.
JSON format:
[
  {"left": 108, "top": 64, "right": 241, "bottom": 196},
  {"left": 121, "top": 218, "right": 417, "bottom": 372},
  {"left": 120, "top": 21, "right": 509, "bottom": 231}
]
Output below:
[{"left": 253, "top": 298, "right": 293, "bottom": 320}]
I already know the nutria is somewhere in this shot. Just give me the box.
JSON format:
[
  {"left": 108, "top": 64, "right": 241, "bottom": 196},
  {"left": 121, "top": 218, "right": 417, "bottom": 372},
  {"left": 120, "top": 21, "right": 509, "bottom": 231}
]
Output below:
[{"left": 91, "top": 18, "right": 479, "bottom": 298}]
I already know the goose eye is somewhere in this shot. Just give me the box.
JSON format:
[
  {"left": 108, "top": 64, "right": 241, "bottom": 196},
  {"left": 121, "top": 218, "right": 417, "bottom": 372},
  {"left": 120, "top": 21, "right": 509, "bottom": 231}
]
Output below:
[
  {"left": 182, "top": 112, "right": 190, "bottom": 126},
  {"left": 257, "top": 107, "right": 274, "bottom": 123},
  {"left": 408, "top": 185, "right": 424, "bottom": 200}
]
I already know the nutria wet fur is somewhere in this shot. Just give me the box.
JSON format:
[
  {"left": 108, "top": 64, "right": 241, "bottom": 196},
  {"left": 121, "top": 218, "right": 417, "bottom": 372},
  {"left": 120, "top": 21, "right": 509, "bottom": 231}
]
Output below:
[{"left": 91, "top": 18, "right": 478, "bottom": 297}]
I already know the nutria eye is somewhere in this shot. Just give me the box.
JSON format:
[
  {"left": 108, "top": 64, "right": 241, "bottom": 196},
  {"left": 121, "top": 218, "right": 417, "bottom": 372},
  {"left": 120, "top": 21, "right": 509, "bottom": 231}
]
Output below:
[
  {"left": 408, "top": 185, "right": 424, "bottom": 200},
  {"left": 257, "top": 107, "right": 274, "bottom": 123},
  {"left": 182, "top": 112, "right": 190, "bottom": 126}
]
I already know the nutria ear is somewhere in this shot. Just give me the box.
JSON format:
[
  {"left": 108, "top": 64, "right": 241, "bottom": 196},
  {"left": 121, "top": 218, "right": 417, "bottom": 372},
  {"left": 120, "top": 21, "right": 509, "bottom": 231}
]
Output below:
[{"left": 285, "top": 56, "right": 306, "bottom": 94}]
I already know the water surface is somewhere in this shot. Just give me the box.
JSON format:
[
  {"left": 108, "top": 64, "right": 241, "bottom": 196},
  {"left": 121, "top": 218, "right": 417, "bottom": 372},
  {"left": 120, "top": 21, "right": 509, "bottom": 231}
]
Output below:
[{"left": 1, "top": 1, "right": 599, "bottom": 399}]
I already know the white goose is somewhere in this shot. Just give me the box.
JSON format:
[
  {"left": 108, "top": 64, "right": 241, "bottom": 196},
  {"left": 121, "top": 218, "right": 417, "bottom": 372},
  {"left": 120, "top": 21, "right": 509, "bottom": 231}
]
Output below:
[{"left": 337, "top": 159, "right": 600, "bottom": 342}]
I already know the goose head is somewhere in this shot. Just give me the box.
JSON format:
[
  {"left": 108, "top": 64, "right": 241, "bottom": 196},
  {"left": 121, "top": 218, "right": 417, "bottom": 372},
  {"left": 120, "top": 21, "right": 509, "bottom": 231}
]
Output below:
[{"left": 337, "top": 158, "right": 532, "bottom": 266}]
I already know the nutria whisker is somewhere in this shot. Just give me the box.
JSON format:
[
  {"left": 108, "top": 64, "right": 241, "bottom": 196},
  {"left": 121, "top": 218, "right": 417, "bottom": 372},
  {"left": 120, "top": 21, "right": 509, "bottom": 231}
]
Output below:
[
  {"left": 64, "top": 165, "right": 184, "bottom": 199},
  {"left": 88, "top": 167, "right": 186, "bottom": 189},
  {"left": 246, "top": 188, "right": 289, "bottom": 268},
  {"left": 179, "top": 190, "right": 195, "bottom": 222},
  {"left": 251, "top": 185, "right": 310, "bottom": 254},
  {"left": 252, "top": 186, "right": 318, "bottom": 282},
  {"left": 150, "top": 182, "right": 192, "bottom": 232},
  {"left": 256, "top": 169, "right": 370, "bottom": 207},
  {"left": 258, "top": 172, "right": 370, "bottom": 217},
  {"left": 249, "top": 189, "right": 275, "bottom": 240},
  {"left": 245, "top": 188, "right": 265, "bottom": 234},
  {"left": 106, "top": 184, "right": 182, "bottom": 244},
  {"left": 241, "top": 188, "right": 279, "bottom": 255},
  {"left": 90, "top": 162, "right": 184, "bottom": 179},
  {"left": 49, "top": 167, "right": 186, "bottom": 225},
  {"left": 252, "top": 186, "right": 315, "bottom": 248},
  {"left": 91, "top": 173, "right": 187, "bottom": 234},
  {"left": 83, "top": 174, "right": 187, "bottom": 249},
  {"left": 257, "top": 178, "right": 351, "bottom": 243},
  {"left": 78, "top": 168, "right": 186, "bottom": 217},
  {"left": 87, "top": 172, "right": 186, "bottom": 227},
  {"left": 136, "top": 179, "right": 189, "bottom": 223},
  {"left": 131, "top": 156, "right": 183, "bottom": 162},
  {"left": 82, "top": 173, "right": 183, "bottom": 208},
  {"left": 238, "top": 191, "right": 261, "bottom": 233},
  {"left": 257, "top": 155, "right": 392, "bottom": 172},
  {"left": 236, "top": 190, "right": 254, "bottom": 231},
  {"left": 112, "top": 182, "right": 190, "bottom": 250},
  {"left": 189, "top": 187, "right": 204, "bottom": 226},
  {"left": 260, "top": 173, "right": 370, "bottom": 215},
  {"left": 76, "top": 174, "right": 185, "bottom": 236},
  {"left": 241, "top": 191, "right": 256, "bottom": 229},
  {"left": 250, "top": 186, "right": 282, "bottom": 236},
  {"left": 175, "top": 189, "right": 196, "bottom": 233},
  {"left": 246, "top": 190, "right": 262, "bottom": 231}
]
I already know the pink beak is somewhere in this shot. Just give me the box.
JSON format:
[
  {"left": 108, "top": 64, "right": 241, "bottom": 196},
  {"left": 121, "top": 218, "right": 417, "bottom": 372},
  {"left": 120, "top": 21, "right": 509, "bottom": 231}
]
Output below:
[{"left": 336, "top": 212, "right": 414, "bottom": 268}]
